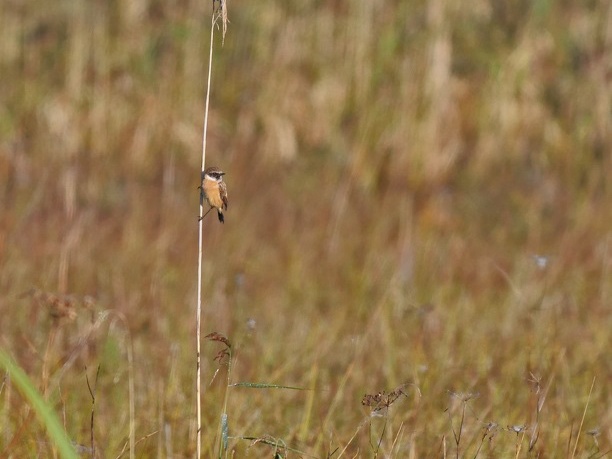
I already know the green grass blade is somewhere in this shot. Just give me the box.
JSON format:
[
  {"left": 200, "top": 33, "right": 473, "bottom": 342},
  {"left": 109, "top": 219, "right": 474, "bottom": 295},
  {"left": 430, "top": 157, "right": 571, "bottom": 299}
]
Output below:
[
  {"left": 0, "top": 349, "right": 78, "bottom": 459},
  {"left": 229, "top": 382, "right": 309, "bottom": 390},
  {"left": 220, "top": 413, "right": 229, "bottom": 454}
]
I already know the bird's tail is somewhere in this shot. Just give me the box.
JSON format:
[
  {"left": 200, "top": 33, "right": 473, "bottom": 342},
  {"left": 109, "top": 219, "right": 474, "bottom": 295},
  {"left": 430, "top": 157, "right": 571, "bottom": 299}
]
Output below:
[{"left": 217, "top": 210, "right": 225, "bottom": 223}]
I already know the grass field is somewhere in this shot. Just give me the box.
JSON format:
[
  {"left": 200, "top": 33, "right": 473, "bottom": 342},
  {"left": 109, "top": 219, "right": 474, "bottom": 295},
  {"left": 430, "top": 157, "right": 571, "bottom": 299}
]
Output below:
[{"left": 0, "top": 0, "right": 611, "bottom": 457}]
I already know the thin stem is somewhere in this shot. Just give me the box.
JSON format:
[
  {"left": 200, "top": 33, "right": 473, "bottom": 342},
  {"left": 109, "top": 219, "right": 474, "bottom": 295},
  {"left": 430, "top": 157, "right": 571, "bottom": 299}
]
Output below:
[
  {"left": 571, "top": 377, "right": 596, "bottom": 458},
  {"left": 196, "top": 10, "right": 216, "bottom": 459}
]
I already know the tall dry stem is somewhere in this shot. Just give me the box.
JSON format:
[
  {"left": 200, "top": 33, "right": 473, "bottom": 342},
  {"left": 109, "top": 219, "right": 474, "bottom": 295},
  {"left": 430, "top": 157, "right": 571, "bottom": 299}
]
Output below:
[{"left": 196, "top": 2, "right": 228, "bottom": 457}]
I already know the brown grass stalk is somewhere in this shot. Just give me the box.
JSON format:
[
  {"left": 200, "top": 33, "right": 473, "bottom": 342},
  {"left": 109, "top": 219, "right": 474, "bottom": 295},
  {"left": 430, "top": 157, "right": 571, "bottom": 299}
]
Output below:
[{"left": 571, "top": 376, "right": 596, "bottom": 459}]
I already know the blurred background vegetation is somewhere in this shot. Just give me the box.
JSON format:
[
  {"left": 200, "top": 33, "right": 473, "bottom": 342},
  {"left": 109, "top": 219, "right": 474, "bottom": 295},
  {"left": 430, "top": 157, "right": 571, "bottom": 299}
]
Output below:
[{"left": 0, "top": 0, "right": 610, "bottom": 456}]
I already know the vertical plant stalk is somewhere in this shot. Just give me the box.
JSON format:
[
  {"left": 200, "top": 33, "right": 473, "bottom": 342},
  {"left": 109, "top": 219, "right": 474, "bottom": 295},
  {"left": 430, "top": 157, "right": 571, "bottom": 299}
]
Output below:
[
  {"left": 196, "top": 8, "right": 217, "bottom": 459},
  {"left": 85, "top": 365, "right": 101, "bottom": 458},
  {"left": 197, "top": 3, "right": 228, "bottom": 456},
  {"left": 127, "top": 325, "right": 135, "bottom": 459},
  {"left": 217, "top": 348, "right": 232, "bottom": 458},
  {"left": 571, "top": 376, "right": 596, "bottom": 458}
]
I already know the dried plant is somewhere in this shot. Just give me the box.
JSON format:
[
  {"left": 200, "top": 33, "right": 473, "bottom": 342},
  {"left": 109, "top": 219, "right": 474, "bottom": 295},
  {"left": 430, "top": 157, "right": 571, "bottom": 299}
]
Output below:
[
  {"left": 212, "top": 0, "right": 229, "bottom": 45},
  {"left": 474, "top": 421, "right": 500, "bottom": 458},
  {"left": 445, "top": 391, "right": 480, "bottom": 459},
  {"left": 362, "top": 383, "right": 414, "bottom": 414},
  {"left": 360, "top": 383, "right": 420, "bottom": 457},
  {"left": 205, "top": 332, "right": 232, "bottom": 365}
]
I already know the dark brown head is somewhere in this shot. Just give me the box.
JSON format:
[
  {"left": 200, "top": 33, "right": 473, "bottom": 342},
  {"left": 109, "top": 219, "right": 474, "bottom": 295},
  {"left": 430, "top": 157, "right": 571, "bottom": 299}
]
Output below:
[{"left": 203, "top": 166, "right": 226, "bottom": 182}]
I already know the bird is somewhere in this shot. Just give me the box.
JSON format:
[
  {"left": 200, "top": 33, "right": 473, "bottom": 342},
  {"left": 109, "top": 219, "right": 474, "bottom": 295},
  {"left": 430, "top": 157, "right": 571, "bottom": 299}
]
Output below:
[{"left": 200, "top": 166, "right": 228, "bottom": 223}]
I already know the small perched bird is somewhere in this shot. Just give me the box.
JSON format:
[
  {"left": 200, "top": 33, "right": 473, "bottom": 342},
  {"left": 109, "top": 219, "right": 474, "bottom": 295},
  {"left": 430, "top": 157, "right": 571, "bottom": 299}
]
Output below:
[{"left": 201, "top": 166, "right": 228, "bottom": 223}]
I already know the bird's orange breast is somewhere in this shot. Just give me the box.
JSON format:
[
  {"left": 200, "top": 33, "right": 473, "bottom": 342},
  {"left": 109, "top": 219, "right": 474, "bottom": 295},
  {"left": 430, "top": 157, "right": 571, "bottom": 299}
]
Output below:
[{"left": 203, "top": 179, "right": 224, "bottom": 209}]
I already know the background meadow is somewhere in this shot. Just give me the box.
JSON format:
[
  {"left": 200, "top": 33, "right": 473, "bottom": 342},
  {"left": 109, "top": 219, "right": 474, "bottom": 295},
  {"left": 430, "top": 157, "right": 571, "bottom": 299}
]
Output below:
[{"left": 0, "top": 0, "right": 610, "bottom": 457}]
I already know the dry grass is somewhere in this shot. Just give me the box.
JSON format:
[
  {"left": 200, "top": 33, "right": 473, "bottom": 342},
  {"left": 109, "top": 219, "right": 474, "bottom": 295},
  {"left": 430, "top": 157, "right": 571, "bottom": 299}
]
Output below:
[{"left": 0, "top": 0, "right": 611, "bottom": 457}]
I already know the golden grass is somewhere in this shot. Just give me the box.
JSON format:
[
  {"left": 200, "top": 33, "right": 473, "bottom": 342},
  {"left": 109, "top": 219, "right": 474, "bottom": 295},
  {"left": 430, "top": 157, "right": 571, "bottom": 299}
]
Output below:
[{"left": 0, "top": 0, "right": 611, "bottom": 457}]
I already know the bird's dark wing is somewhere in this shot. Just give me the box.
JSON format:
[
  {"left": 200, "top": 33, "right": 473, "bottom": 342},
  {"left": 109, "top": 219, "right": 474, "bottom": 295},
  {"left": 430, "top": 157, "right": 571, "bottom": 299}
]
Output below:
[{"left": 220, "top": 181, "right": 228, "bottom": 210}]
